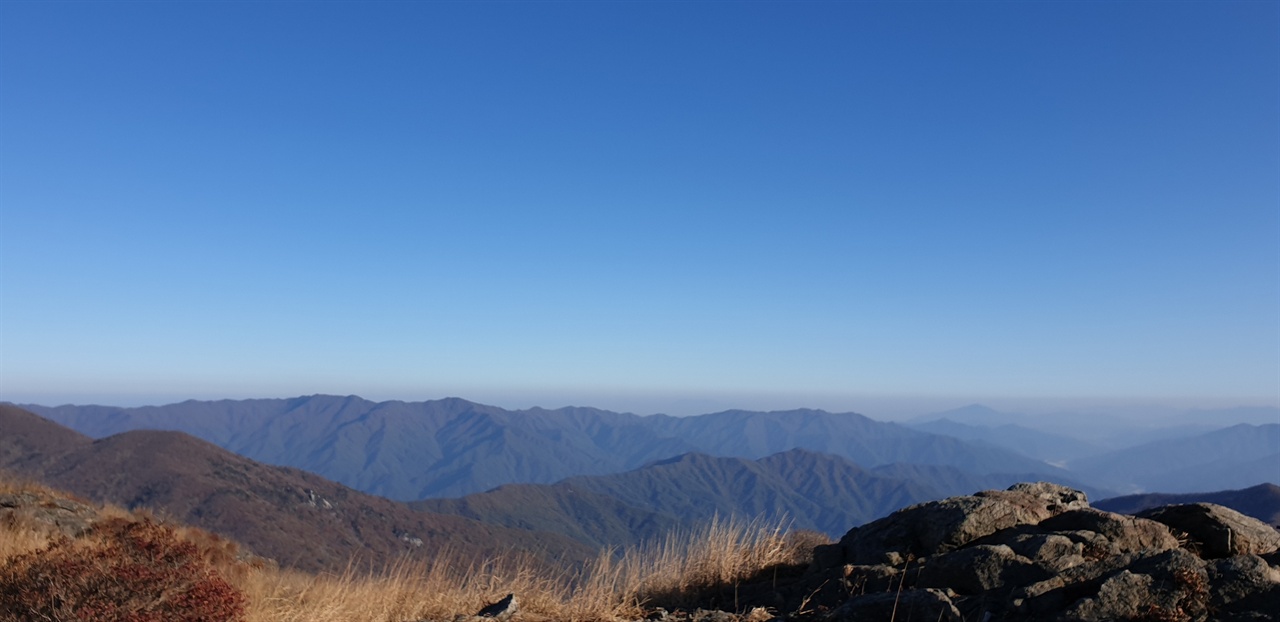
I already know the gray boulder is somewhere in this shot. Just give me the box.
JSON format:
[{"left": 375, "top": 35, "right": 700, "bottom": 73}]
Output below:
[
  {"left": 1214, "top": 584, "right": 1280, "bottom": 621},
  {"left": 1013, "top": 550, "right": 1168, "bottom": 614},
  {"left": 1061, "top": 548, "right": 1210, "bottom": 622},
  {"left": 1061, "top": 570, "right": 1167, "bottom": 621},
  {"left": 800, "top": 484, "right": 1280, "bottom": 622},
  {"left": 1138, "top": 503, "right": 1280, "bottom": 558},
  {"left": 1207, "top": 554, "right": 1280, "bottom": 610},
  {"left": 840, "top": 563, "right": 903, "bottom": 595},
  {"left": 836, "top": 482, "right": 1089, "bottom": 565},
  {"left": 1012, "top": 548, "right": 1209, "bottom": 622},
  {"left": 0, "top": 490, "right": 98, "bottom": 538},
  {"left": 917, "top": 544, "right": 1047, "bottom": 595},
  {"left": 985, "top": 530, "right": 1099, "bottom": 573},
  {"left": 1035, "top": 508, "right": 1181, "bottom": 556}
]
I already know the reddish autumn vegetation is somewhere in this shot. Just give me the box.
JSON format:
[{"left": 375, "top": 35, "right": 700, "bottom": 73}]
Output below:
[{"left": 0, "top": 516, "right": 246, "bottom": 622}]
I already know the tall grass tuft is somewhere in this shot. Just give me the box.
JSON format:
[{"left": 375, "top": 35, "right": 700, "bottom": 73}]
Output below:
[
  {"left": 232, "top": 515, "right": 820, "bottom": 622},
  {"left": 615, "top": 515, "right": 820, "bottom": 610},
  {"left": 237, "top": 550, "right": 591, "bottom": 622}
]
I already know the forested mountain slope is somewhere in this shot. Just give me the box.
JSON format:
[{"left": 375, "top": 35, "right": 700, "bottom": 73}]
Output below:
[{"left": 23, "top": 396, "right": 1075, "bottom": 501}]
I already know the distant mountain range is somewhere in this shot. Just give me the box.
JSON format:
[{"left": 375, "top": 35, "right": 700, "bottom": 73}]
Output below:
[
  {"left": 906, "top": 417, "right": 1103, "bottom": 464},
  {"left": 21, "top": 396, "right": 1079, "bottom": 501},
  {"left": 640, "top": 408, "right": 1071, "bottom": 476},
  {"left": 915, "top": 403, "right": 1280, "bottom": 451},
  {"left": 1095, "top": 483, "right": 1280, "bottom": 527},
  {"left": 0, "top": 404, "right": 593, "bottom": 573},
  {"left": 1070, "top": 423, "right": 1280, "bottom": 493},
  {"left": 24, "top": 396, "right": 695, "bottom": 499},
  {"left": 4, "top": 399, "right": 1277, "bottom": 573},
  {"left": 12, "top": 395, "right": 1276, "bottom": 511},
  {"left": 908, "top": 404, "right": 1278, "bottom": 491}
]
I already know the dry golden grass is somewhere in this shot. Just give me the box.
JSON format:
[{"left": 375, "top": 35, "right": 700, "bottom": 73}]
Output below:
[
  {"left": 0, "top": 473, "right": 68, "bottom": 560},
  {"left": 0, "top": 522, "right": 50, "bottom": 561},
  {"left": 0, "top": 472, "right": 132, "bottom": 563},
  {"left": 0, "top": 471, "right": 65, "bottom": 496},
  {"left": 614, "top": 515, "right": 820, "bottom": 611},
  {"left": 236, "top": 552, "right": 594, "bottom": 622},
  {"left": 231, "top": 515, "right": 823, "bottom": 622},
  {"left": 1, "top": 472, "right": 828, "bottom": 622}
]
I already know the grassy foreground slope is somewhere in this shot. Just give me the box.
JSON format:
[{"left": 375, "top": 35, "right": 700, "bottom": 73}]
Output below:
[{"left": 0, "top": 473, "right": 822, "bottom": 622}]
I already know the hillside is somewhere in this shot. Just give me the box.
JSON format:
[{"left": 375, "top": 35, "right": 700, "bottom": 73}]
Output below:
[
  {"left": 0, "top": 405, "right": 593, "bottom": 572},
  {"left": 563, "top": 449, "right": 939, "bottom": 538},
  {"left": 412, "top": 482, "right": 680, "bottom": 550},
  {"left": 0, "top": 403, "right": 91, "bottom": 467},
  {"left": 418, "top": 449, "right": 946, "bottom": 548}
]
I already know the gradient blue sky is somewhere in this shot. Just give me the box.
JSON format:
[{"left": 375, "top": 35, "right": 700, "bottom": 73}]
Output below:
[{"left": 1, "top": 1, "right": 1277, "bottom": 417}]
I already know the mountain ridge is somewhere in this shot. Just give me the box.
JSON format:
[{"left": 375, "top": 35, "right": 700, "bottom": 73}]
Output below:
[
  {"left": 1072, "top": 423, "right": 1280, "bottom": 493},
  {"left": 20, "top": 395, "right": 1074, "bottom": 501},
  {"left": 19, "top": 394, "right": 1271, "bottom": 501},
  {"left": 1094, "top": 483, "right": 1280, "bottom": 527}
]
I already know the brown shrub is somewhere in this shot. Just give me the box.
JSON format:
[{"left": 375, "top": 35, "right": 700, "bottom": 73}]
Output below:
[{"left": 0, "top": 517, "right": 246, "bottom": 622}]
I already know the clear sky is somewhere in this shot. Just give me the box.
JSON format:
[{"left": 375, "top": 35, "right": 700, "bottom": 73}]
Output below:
[{"left": 1, "top": 1, "right": 1276, "bottom": 417}]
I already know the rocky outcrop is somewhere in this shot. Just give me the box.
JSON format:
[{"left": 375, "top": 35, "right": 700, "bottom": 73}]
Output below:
[
  {"left": 1139, "top": 503, "right": 1280, "bottom": 559},
  {"left": 423, "top": 483, "right": 1280, "bottom": 622},
  {"left": 1207, "top": 554, "right": 1280, "bottom": 612},
  {"left": 824, "top": 481, "right": 1089, "bottom": 566},
  {"left": 796, "top": 483, "right": 1280, "bottom": 621},
  {"left": 0, "top": 489, "right": 99, "bottom": 538}
]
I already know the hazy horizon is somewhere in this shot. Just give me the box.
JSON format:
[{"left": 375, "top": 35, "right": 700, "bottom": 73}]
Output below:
[{"left": 6, "top": 388, "right": 1277, "bottom": 424}]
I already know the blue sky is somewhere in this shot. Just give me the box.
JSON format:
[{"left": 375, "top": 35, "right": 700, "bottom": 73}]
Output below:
[{"left": 1, "top": 1, "right": 1276, "bottom": 417}]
